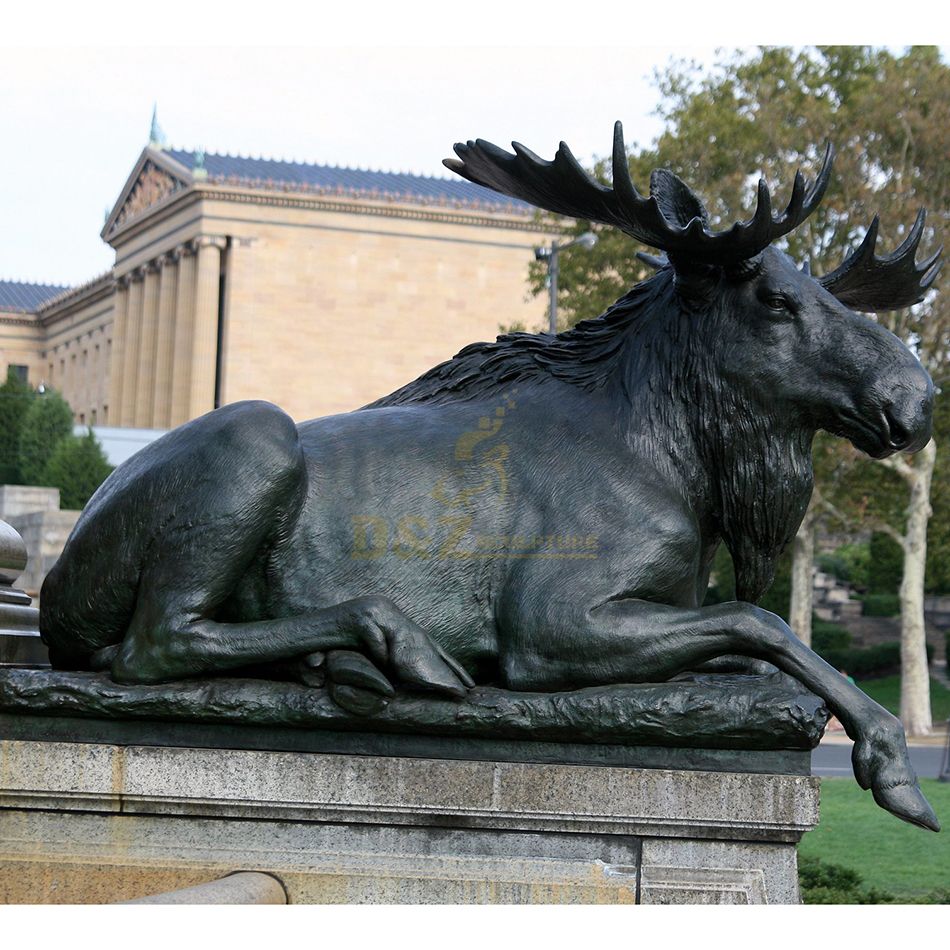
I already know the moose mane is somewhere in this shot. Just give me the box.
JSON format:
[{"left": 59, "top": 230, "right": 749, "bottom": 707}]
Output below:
[
  {"left": 364, "top": 273, "right": 670, "bottom": 409},
  {"left": 367, "top": 267, "right": 814, "bottom": 603}
]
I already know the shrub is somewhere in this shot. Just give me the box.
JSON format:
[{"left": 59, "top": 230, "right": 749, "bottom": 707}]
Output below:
[
  {"left": 818, "top": 641, "right": 935, "bottom": 677},
  {"left": 41, "top": 430, "right": 113, "bottom": 509},
  {"left": 17, "top": 389, "right": 74, "bottom": 485},
  {"left": 818, "top": 642, "right": 901, "bottom": 678},
  {"left": 799, "top": 855, "right": 895, "bottom": 904},
  {"left": 861, "top": 593, "right": 901, "bottom": 617},
  {"left": 811, "top": 620, "right": 851, "bottom": 653}
]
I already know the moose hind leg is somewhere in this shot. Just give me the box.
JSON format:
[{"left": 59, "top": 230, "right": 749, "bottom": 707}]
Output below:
[{"left": 111, "top": 592, "right": 474, "bottom": 700}]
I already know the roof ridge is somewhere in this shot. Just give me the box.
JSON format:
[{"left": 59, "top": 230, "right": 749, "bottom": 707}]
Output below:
[
  {"left": 37, "top": 270, "right": 113, "bottom": 311},
  {"left": 168, "top": 145, "right": 476, "bottom": 185},
  {"left": 0, "top": 277, "right": 71, "bottom": 288}
]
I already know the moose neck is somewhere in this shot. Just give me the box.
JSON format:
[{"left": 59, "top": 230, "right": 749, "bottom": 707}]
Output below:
[{"left": 617, "top": 274, "right": 815, "bottom": 603}]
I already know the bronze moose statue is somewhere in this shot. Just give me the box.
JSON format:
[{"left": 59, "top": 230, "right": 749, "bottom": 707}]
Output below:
[{"left": 41, "top": 123, "right": 942, "bottom": 830}]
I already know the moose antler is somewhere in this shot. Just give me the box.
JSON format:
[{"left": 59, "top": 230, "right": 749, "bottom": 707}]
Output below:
[
  {"left": 819, "top": 210, "right": 943, "bottom": 312},
  {"left": 445, "top": 122, "right": 834, "bottom": 266}
]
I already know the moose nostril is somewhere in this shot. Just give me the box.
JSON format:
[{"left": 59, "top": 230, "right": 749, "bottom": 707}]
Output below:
[
  {"left": 884, "top": 400, "right": 929, "bottom": 451},
  {"left": 887, "top": 416, "right": 911, "bottom": 449}
]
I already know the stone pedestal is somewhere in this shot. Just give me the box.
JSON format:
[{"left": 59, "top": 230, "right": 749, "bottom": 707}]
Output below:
[{"left": 0, "top": 738, "right": 818, "bottom": 904}]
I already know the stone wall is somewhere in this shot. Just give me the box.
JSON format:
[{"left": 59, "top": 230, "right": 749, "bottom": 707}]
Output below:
[
  {"left": 0, "top": 485, "right": 60, "bottom": 520},
  {"left": 6, "top": 509, "right": 79, "bottom": 598},
  {"left": 0, "top": 486, "right": 78, "bottom": 599}
]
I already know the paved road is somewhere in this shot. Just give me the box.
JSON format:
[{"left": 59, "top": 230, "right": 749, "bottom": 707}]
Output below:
[{"left": 812, "top": 742, "right": 947, "bottom": 779}]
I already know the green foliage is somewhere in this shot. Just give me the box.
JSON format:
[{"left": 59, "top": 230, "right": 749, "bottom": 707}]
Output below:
[
  {"left": 799, "top": 779, "right": 950, "bottom": 899},
  {"left": 703, "top": 544, "right": 736, "bottom": 605},
  {"left": 818, "top": 541, "right": 870, "bottom": 589},
  {"left": 868, "top": 532, "right": 904, "bottom": 595},
  {"left": 0, "top": 369, "right": 36, "bottom": 484},
  {"left": 811, "top": 620, "right": 851, "bottom": 652},
  {"left": 756, "top": 549, "right": 792, "bottom": 621},
  {"left": 798, "top": 855, "right": 895, "bottom": 904},
  {"left": 817, "top": 642, "right": 902, "bottom": 677},
  {"left": 860, "top": 593, "right": 901, "bottom": 617},
  {"left": 816, "top": 552, "right": 850, "bottom": 583},
  {"left": 41, "top": 430, "right": 113, "bottom": 510},
  {"left": 17, "top": 390, "right": 74, "bottom": 485}
]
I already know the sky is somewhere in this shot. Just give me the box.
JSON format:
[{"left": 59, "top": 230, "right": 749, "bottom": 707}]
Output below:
[
  {"left": 2, "top": 3, "right": 943, "bottom": 287},
  {"left": 1, "top": 45, "right": 726, "bottom": 286}
]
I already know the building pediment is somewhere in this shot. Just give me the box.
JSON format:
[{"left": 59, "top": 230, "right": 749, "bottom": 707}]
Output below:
[{"left": 102, "top": 148, "right": 193, "bottom": 243}]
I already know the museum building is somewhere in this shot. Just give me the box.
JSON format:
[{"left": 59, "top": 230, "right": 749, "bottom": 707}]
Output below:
[{"left": 0, "top": 134, "right": 554, "bottom": 430}]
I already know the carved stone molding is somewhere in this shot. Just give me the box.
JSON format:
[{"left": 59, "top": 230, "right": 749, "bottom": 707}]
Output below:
[
  {"left": 195, "top": 235, "right": 228, "bottom": 252},
  {"left": 111, "top": 161, "right": 187, "bottom": 235}
]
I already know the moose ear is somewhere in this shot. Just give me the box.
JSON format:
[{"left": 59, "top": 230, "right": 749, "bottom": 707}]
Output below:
[{"left": 649, "top": 169, "right": 710, "bottom": 230}]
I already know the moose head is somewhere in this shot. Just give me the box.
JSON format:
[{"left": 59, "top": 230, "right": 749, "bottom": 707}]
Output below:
[
  {"left": 445, "top": 123, "right": 940, "bottom": 463},
  {"left": 444, "top": 123, "right": 942, "bottom": 600}
]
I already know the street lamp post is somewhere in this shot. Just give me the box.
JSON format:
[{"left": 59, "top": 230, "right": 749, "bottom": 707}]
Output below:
[{"left": 535, "top": 232, "right": 598, "bottom": 335}]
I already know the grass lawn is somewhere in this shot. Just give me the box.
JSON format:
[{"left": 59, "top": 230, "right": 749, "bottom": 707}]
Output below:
[
  {"left": 857, "top": 675, "right": 950, "bottom": 722},
  {"left": 799, "top": 778, "right": 950, "bottom": 899}
]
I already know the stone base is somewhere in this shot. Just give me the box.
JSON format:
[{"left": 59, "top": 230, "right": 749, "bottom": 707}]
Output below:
[{"left": 0, "top": 738, "right": 818, "bottom": 904}]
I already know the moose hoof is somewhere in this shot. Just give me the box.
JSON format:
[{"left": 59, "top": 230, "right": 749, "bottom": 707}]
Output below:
[
  {"left": 89, "top": 644, "right": 120, "bottom": 672},
  {"left": 328, "top": 682, "right": 390, "bottom": 716},
  {"left": 327, "top": 649, "right": 395, "bottom": 697},
  {"left": 286, "top": 651, "right": 326, "bottom": 688},
  {"left": 872, "top": 782, "right": 940, "bottom": 832},
  {"left": 388, "top": 636, "right": 474, "bottom": 699}
]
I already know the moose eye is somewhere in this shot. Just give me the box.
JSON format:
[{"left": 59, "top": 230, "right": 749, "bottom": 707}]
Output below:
[{"left": 760, "top": 291, "right": 793, "bottom": 314}]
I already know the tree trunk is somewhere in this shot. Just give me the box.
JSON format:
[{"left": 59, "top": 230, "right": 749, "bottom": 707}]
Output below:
[
  {"left": 898, "top": 438, "right": 936, "bottom": 738},
  {"left": 789, "top": 502, "right": 816, "bottom": 647}
]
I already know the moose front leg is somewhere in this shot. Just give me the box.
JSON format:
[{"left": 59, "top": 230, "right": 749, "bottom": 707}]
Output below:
[{"left": 503, "top": 598, "right": 938, "bottom": 831}]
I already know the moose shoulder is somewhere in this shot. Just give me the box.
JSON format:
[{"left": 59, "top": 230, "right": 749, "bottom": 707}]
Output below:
[{"left": 40, "top": 124, "right": 942, "bottom": 831}]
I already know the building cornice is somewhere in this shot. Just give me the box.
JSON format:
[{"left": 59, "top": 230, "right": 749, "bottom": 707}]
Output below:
[
  {"left": 201, "top": 184, "right": 557, "bottom": 233},
  {"left": 37, "top": 272, "right": 115, "bottom": 327},
  {"left": 0, "top": 311, "right": 43, "bottom": 330},
  {"left": 106, "top": 174, "right": 561, "bottom": 249}
]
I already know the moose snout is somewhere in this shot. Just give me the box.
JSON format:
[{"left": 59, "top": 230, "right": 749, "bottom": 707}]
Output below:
[{"left": 881, "top": 367, "right": 934, "bottom": 454}]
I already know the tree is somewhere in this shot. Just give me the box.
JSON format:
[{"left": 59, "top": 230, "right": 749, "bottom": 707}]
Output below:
[
  {"left": 0, "top": 369, "right": 35, "bottom": 484},
  {"left": 42, "top": 430, "right": 113, "bottom": 510},
  {"left": 17, "top": 389, "right": 75, "bottom": 486},
  {"left": 530, "top": 47, "right": 948, "bottom": 735}
]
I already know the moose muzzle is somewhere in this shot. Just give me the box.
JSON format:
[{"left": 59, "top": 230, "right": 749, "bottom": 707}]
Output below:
[{"left": 880, "top": 362, "right": 934, "bottom": 455}]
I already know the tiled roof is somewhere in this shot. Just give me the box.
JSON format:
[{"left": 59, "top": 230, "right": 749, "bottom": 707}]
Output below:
[
  {"left": 166, "top": 148, "right": 535, "bottom": 215},
  {"left": 0, "top": 280, "right": 71, "bottom": 313}
]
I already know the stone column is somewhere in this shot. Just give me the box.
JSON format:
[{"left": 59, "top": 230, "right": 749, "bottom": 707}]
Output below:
[
  {"left": 151, "top": 253, "right": 179, "bottom": 430},
  {"left": 169, "top": 242, "right": 197, "bottom": 429},
  {"left": 134, "top": 263, "right": 161, "bottom": 428},
  {"left": 188, "top": 237, "right": 226, "bottom": 420},
  {"left": 119, "top": 270, "right": 145, "bottom": 427},
  {"left": 106, "top": 277, "right": 130, "bottom": 423}
]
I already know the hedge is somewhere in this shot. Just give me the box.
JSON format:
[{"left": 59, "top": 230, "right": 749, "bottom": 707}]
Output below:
[
  {"left": 861, "top": 593, "right": 901, "bottom": 617},
  {"left": 816, "top": 641, "right": 935, "bottom": 678},
  {"left": 811, "top": 620, "right": 851, "bottom": 653}
]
